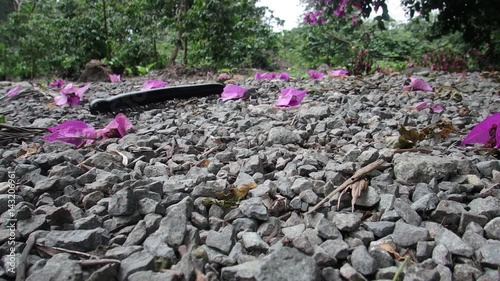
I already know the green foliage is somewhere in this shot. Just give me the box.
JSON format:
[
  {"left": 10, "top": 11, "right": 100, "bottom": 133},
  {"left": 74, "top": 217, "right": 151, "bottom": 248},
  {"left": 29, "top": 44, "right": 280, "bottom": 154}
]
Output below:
[{"left": 186, "top": 0, "right": 281, "bottom": 68}]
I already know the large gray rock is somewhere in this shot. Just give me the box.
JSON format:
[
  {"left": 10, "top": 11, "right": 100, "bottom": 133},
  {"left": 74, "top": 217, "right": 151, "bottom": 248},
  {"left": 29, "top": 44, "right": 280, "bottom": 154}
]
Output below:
[
  {"left": 392, "top": 220, "right": 429, "bottom": 247},
  {"left": 478, "top": 244, "right": 500, "bottom": 268},
  {"left": 42, "top": 228, "right": 110, "bottom": 251},
  {"left": 26, "top": 253, "right": 82, "bottom": 281},
  {"left": 267, "top": 127, "right": 302, "bottom": 145},
  {"left": 220, "top": 246, "right": 320, "bottom": 281},
  {"left": 239, "top": 197, "right": 269, "bottom": 221},
  {"left": 484, "top": 217, "right": 500, "bottom": 239},
  {"left": 351, "top": 246, "right": 377, "bottom": 276},
  {"left": 435, "top": 228, "right": 474, "bottom": 257},
  {"left": 393, "top": 153, "right": 457, "bottom": 183},
  {"left": 108, "top": 187, "right": 135, "bottom": 216},
  {"left": 394, "top": 198, "right": 421, "bottom": 226},
  {"left": 118, "top": 250, "right": 155, "bottom": 281},
  {"left": 469, "top": 197, "right": 500, "bottom": 219},
  {"left": 206, "top": 225, "right": 235, "bottom": 254}
]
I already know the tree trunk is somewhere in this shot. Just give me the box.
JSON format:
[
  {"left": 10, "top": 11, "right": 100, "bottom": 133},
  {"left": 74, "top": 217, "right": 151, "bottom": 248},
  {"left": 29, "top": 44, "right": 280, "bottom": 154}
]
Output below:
[
  {"left": 102, "top": 0, "right": 111, "bottom": 59},
  {"left": 168, "top": 0, "right": 188, "bottom": 66}
]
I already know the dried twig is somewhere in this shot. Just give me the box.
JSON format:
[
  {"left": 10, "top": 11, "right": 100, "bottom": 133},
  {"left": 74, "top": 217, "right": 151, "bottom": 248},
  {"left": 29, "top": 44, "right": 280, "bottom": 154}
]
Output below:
[
  {"left": 306, "top": 159, "right": 384, "bottom": 214},
  {"left": 16, "top": 233, "right": 37, "bottom": 281},
  {"left": 79, "top": 259, "right": 120, "bottom": 267},
  {"left": 36, "top": 244, "right": 99, "bottom": 259}
]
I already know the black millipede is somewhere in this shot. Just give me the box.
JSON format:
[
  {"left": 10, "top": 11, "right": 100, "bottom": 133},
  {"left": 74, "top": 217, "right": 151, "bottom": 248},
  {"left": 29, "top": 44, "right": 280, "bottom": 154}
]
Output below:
[{"left": 89, "top": 83, "right": 225, "bottom": 114}]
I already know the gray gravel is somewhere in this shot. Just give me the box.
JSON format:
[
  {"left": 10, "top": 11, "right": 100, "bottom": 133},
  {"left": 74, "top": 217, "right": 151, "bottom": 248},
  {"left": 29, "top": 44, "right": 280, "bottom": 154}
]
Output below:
[{"left": 1, "top": 71, "right": 500, "bottom": 281}]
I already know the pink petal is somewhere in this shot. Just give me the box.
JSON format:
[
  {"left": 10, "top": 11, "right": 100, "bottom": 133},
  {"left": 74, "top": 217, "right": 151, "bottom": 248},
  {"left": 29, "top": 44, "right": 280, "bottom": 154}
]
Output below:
[
  {"left": 60, "top": 83, "right": 75, "bottom": 94},
  {"left": 430, "top": 104, "right": 444, "bottom": 113},
  {"left": 141, "top": 80, "right": 168, "bottom": 91},
  {"left": 109, "top": 74, "right": 121, "bottom": 83},
  {"left": 265, "top": 73, "right": 277, "bottom": 79},
  {"left": 461, "top": 113, "right": 500, "bottom": 148},
  {"left": 74, "top": 83, "right": 91, "bottom": 99},
  {"left": 403, "top": 77, "right": 433, "bottom": 92},
  {"left": 217, "top": 73, "right": 231, "bottom": 80},
  {"left": 54, "top": 94, "right": 69, "bottom": 106},
  {"left": 44, "top": 120, "right": 96, "bottom": 147},
  {"left": 98, "top": 113, "right": 133, "bottom": 138},
  {"left": 254, "top": 72, "right": 265, "bottom": 80},
  {"left": 279, "top": 72, "right": 291, "bottom": 80},
  {"left": 6, "top": 86, "right": 21, "bottom": 98},
  {"left": 220, "top": 84, "right": 247, "bottom": 101},
  {"left": 413, "top": 101, "right": 429, "bottom": 111},
  {"left": 308, "top": 71, "right": 325, "bottom": 80},
  {"left": 49, "top": 79, "right": 65, "bottom": 88},
  {"left": 329, "top": 69, "right": 349, "bottom": 77},
  {"left": 275, "top": 88, "right": 307, "bottom": 107}
]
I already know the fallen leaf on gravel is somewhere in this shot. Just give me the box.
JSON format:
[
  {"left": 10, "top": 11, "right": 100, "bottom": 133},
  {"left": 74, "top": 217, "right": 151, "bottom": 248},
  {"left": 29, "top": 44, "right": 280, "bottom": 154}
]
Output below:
[
  {"left": 17, "top": 142, "right": 41, "bottom": 159},
  {"left": 233, "top": 182, "right": 257, "bottom": 200},
  {"left": 379, "top": 243, "right": 405, "bottom": 261}
]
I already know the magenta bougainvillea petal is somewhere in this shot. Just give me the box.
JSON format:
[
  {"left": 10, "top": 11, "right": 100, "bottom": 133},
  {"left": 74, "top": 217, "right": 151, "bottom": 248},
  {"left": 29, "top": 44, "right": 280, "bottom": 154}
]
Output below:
[
  {"left": 109, "top": 74, "right": 121, "bottom": 83},
  {"left": 220, "top": 84, "right": 247, "bottom": 101},
  {"left": 49, "top": 79, "right": 65, "bottom": 89},
  {"left": 275, "top": 88, "right": 307, "bottom": 107},
  {"left": 44, "top": 120, "right": 97, "bottom": 147},
  {"left": 308, "top": 71, "right": 325, "bottom": 80},
  {"left": 279, "top": 72, "right": 291, "bottom": 80},
  {"left": 461, "top": 112, "right": 500, "bottom": 148},
  {"left": 96, "top": 113, "right": 133, "bottom": 138},
  {"left": 141, "top": 80, "right": 168, "bottom": 91},
  {"left": 254, "top": 72, "right": 276, "bottom": 80},
  {"left": 6, "top": 86, "right": 21, "bottom": 98},
  {"left": 430, "top": 104, "right": 444, "bottom": 113},
  {"left": 403, "top": 77, "right": 433, "bottom": 92},
  {"left": 329, "top": 69, "right": 349, "bottom": 77},
  {"left": 56, "top": 83, "right": 90, "bottom": 106},
  {"left": 413, "top": 101, "right": 429, "bottom": 111},
  {"left": 217, "top": 73, "right": 231, "bottom": 81}
]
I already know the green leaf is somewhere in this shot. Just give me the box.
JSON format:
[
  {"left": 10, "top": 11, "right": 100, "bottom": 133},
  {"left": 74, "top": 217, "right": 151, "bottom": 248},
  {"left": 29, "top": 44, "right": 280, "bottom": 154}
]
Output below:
[{"left": 0, "top": 116, "right": 4, "bottom": 123}]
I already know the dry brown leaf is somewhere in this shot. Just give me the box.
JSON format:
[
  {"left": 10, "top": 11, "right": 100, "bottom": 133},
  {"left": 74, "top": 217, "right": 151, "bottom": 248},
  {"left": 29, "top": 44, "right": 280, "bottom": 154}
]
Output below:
[
  {"left": 197, "top": 159, "right": 210, "bottom": 167},
  {"left": 379, "top": 243, "right": 405, "bottom": 261},
  {"left": 17, "top": 142, "right": 41, "bottom": 159},
  {"left": 233, "top": 182, "right": 257, "bottom": 200}
]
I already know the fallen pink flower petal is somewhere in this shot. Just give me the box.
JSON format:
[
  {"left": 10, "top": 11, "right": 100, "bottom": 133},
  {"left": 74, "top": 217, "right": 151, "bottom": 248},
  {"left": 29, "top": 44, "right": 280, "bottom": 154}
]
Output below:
[
  {"left": 279, "top": 72, "right": 291, "bottom": 80},
  {"left": 329, "top": 69, "right": 349, "bottom": 77},
  {"left": 44, "top": 120, "right": 97, "bottom": 147},
  {"left": 217, "top": 73, "right": 231, "bottom": 81},
  {"left": 430, "top": 104, "right": 444, "bottom": 113},
  {"left": 109, "top": 74, "right": 121, "bottom": 83},
  {"left": 265, "top": 73, "right": 277, "bottom": 79},
  {"left": 461, "top": 113, "right": 500, "bottom": 148},
  {"left": 56, "top": 83, "right": 90, "bottom": 106},
  {"left": 413, "top": 101, "right": 429, "bottom": 111},
  {"left": 220, "top": 84, "right": 247, "bottom": 101},
  {"left": 141, "top": 80, "right": 168, "bottom": 91},
  {"left": 96, "top": 113, "right": 133, "bottom": 138},
  {"left": 49, "top": 79, "right": 65, "bottom": 89},
  {"left": 403, "top": 77, "right": 433, "bottom": 92},
  {"left": 275, "top": 88, "right": 307, "bottom": 107},
  {"left": 254, "top": 72, "right": 266, "bottom": 80},
  {"left": 308, "top": 71, "right": 325, "bottom": 80},
  {"left": 6, "top": 86, "right": 21, "bottom": 98}
]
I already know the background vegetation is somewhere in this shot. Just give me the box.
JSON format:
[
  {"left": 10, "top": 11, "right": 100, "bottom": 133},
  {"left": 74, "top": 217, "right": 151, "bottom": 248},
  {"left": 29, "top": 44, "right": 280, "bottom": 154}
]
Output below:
[{"left": 0, "top": 0, "right": 498, "bottom": 79}]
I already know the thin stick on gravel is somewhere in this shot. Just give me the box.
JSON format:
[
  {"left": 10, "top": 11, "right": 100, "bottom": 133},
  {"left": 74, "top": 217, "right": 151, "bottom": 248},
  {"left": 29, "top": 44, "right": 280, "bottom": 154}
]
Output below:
[
  {"left": 35, "top": 244, "right": 99, "bottom": 259},
  {"left": 16, "top": 233, "right": 37, "bottom": 281},
  {"left": 79, "top": 259, "right": 121, "bottom": 267},
  {"left": 306, "top": 159, "right": 385, "bottom": 214}
]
